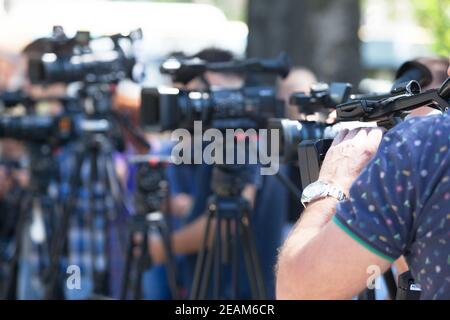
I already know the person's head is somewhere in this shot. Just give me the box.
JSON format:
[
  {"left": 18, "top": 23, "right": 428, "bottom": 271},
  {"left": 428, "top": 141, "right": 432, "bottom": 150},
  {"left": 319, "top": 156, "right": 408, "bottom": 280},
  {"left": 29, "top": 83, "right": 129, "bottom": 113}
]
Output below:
[
  {"left": 407, "top": 56, "right": 449, "bottom": 117},
  {"left": 276, "top": 67, "right": 317, "bottom": 120},
  {"left": 447, "top": 57, "right": 450, "bottom": 77},
  {"left": 413, "top": 56, "right": 449, "bottom": 90},
  {"left": 0, "top": 54, "right": 20, "bottom": 91},
  {"left": 20, "top": 38, "right": 67, "bottom": 115}
]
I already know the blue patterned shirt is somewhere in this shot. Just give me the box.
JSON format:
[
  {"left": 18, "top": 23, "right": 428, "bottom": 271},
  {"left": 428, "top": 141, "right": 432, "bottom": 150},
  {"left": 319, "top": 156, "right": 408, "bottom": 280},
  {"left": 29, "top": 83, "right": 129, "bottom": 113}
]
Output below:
[{"left": 333, "top": 113, "right": 450, "bottom": 300}]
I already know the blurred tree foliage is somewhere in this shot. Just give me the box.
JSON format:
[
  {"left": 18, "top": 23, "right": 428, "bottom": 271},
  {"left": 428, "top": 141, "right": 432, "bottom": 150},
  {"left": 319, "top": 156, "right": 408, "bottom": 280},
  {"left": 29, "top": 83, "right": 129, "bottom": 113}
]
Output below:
[{"left": 412, "top": 0, "right": 450, "bottom": 56}]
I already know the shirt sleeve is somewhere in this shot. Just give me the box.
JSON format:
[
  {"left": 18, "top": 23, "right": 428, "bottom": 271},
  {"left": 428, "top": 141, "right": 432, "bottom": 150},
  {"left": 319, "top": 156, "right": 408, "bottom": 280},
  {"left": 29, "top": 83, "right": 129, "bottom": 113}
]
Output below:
[
  {"left": 333, "top": 129, "right": 418, "bottom": 262},
  {"left": 166, "top": 164, "right": 189, "bottom": 195}
]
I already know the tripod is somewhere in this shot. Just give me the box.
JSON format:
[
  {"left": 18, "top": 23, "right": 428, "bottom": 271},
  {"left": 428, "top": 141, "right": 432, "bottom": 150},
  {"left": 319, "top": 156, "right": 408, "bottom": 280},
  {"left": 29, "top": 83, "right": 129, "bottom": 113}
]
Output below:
[
  {"left": 44, "top": 86, "right": 131, "bottom": 299},
  {"left": 0, "top": 144, "right": 62, "bottom": 299},
  {"left": 45, "top": 126, "right": 128, "bottom": 299},
  {"left": 120, "top": 157, "right": 179, "bottom": 300},
  {"left": 191, "top": 165, "right": 266, "bottom": 300},
  {"left": 121, "top": 212, "right": 178, "bottom": 300}
]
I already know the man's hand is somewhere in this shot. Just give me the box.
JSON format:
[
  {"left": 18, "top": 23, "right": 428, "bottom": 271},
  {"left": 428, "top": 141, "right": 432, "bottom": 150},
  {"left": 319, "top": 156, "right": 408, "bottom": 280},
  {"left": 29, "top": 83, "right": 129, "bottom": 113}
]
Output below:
[{"left": 319, "top": 128, "right": 384, "bottom": 195}]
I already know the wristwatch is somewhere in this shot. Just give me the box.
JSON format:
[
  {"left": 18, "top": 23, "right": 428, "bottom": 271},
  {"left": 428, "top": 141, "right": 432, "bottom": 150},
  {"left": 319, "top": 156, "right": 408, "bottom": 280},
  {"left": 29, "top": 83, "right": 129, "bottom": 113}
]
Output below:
[{"left": 301, "top": 180, "right": 347, "bottom": 208}]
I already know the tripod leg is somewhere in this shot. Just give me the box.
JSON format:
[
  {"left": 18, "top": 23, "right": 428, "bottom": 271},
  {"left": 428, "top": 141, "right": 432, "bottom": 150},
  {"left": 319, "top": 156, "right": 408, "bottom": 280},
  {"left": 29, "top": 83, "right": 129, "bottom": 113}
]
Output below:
[
  {"left": 4, "top": 192, "right": 31, "bottom": 299},
  {"left": 198, "top": 228, "right": 217, "bottom": 300},
  {"left": 87, "top": 150, "right": 106, "bottom": 296},
  {"left": 104, "top": 150, "right": 127, "bottom": 219},
  {"left": 45, "top": 148, "right": 85, "bottom": 299},
  {"left": 104, "top": 153, "right": 128, "bottom": 255},
  {"left": 132, "top": 231, "right": 148, "bottom": 300},
  {"left": 212, "top": 217, "right": 222, "bottom": 300},
  {"left": 240, "top": 213, "right": 267, "bottom": 300},
  {"left": 120, "top": 231, "right": 134, "bottom": 300},
  {"left": 190, "top": 211, "right": 214, "bottom": 300},
  {"left": 238, "top": 217, "right": 258, "bottom": 299},
  {"left": 156, "top": 221, "right": 179, "bottom": 300},
  {"left": 230, "top": 217, "right": 239, "bottom": 300}
]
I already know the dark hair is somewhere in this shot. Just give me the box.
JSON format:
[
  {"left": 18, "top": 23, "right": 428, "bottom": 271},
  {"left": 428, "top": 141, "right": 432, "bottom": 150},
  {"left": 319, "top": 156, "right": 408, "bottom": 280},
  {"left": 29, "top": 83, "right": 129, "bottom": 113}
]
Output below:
[
  {"left": 21, "top": 38, "right": 52, "bottom": 59},
  {"left": 192, "top": 48, "right": 234, "bottom": 63},
  {"left": 414, "top": 57, "right": 450, "bottom": 89},
  {"left": 171, "top": 48, "right": 236, "bottom": 84},
  {"left": 22, "top": 35, "right": 73, "bottom": 60}
]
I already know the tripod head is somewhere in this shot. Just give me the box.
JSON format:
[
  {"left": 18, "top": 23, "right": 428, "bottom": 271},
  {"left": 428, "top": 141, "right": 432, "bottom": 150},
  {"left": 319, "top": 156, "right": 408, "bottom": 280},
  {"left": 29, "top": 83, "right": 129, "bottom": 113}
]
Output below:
[
  {"left": 128, "top": 155, "right": 171, "bottom": 215},
  {"left": 210, "top": 164, "right": 254, "bottom": 198}
]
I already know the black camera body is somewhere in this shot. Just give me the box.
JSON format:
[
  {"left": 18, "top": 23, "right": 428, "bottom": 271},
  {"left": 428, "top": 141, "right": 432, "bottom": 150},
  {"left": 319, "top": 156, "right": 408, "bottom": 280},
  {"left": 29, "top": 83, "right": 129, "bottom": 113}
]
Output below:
[
  {"left": 268, "top": 82, "right": 352, "bottom": 164},
  {"left": 128, "top": 155, "right": 171, "bottom": 215},
  {"left": 141, "top": 53, "right": 291, "bottom": 132},
  {"left": 297, "top": 77, "right": 450, "bottom": 189},
  {"left": 290, "top": 82, "right": 352, "bottom": 115},
  {"left": 268, "top": 119, "right": 330, "bottom": 164},
  {"left": 141, "top": 86, "right": 285, "bottom": 132},
  {"left": 28, "top": 26, "right": 141, "bottom": 84},
  {"left": 0, "top": 114, "right": 74, "bottom": 146}
]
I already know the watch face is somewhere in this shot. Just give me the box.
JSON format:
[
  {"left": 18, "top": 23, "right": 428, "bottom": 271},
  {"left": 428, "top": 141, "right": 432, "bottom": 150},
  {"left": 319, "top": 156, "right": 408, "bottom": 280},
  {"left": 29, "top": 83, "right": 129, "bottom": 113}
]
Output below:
[{"left": 303, "top": 181, "right": 327, "bottom": 200}]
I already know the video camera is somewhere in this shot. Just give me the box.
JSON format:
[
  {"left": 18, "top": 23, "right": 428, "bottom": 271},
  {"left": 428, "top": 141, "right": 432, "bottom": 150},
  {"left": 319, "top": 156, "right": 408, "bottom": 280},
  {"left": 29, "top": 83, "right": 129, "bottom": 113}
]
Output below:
[
  {"left": 0, "top": 114, "right": 74, "bottom": 146},
  {"left": 269, "top": 82, "right": 354, "bottom": 163},
  {"left": 0, "top": 90, "right": 79, "bottom": 146},
  {"left": 0, "top": 27, "right": 146, "bottom": 150},
  {"left": 28, "top": 26, "right": 141, "bottom": 84},
  {"left": 270, "top": 56, "right": 448, "bottom": 165},
  {"left": 140, "top": 53, "right": 291, "bottom": 131},
  {"left": 336, "top": 78, "right": 449, "bottom": 126},
  {"left": 298, "top": 77, "right": 450, "bottom": 189},
  {"left": 290, "top": 82, "right": 353, "bottom": 115}
]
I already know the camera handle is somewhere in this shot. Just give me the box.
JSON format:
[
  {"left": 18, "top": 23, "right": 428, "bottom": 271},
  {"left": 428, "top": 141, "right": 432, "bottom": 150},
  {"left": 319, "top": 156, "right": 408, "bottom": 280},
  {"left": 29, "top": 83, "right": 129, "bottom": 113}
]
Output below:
[
  {"left": 396, "top": 271, "right": 421, "bottom": 300},
  {"left": 297, "top": 139, "right": 333, "bottom": 189}
]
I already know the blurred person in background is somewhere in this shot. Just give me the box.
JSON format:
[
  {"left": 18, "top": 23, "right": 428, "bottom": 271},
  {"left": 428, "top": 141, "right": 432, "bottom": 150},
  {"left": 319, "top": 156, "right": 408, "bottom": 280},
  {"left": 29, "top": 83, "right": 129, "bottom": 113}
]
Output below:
[
  {"left": 12, "top": 36, "right": 139, "bottom": 299},
  {"left": 0, "top": 52, "right": 32, "bottom": 298},
  {"left": 407, "top": 56, "right": 449, "bottom": 117},
  {"left": 276, "top": 67, "right": 317, "bottom": 239},
  {"left": 277, "top": 67, "right": 317, "bottom": 121}
]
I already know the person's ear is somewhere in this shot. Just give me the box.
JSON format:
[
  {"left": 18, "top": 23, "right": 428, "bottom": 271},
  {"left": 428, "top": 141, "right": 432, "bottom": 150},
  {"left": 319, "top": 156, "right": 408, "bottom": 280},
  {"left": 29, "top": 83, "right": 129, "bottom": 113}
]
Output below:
[{"left": 447, "top": 58, "right": 450, "bottom": 77}]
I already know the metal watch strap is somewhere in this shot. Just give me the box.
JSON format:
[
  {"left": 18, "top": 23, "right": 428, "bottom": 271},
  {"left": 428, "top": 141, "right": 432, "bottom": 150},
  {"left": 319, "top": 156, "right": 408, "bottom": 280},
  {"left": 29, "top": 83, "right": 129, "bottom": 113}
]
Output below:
[
  {"left": 301, "top": 181, "right": 347, "bottom": 208},
  {"left": 326, "top": 185, "right": 347, "bottom": 202}
]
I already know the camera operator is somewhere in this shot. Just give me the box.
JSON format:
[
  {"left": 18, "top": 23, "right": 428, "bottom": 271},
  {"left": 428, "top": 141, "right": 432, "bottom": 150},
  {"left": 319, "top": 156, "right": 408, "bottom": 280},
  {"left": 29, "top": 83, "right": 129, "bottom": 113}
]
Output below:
[
  {"left": 277, "top": 67, "right": 317, "bottom": 121},
  {"left": 276, "top": 67, "right": 318, "bottom": 237},
  {"left": 276, "top": 62, "right": 450, "bottom": 300},
  {"left": 14, "top": 35, "right": 134, "bottom": 299},
  {"left": 6, "top": 38, "right": 72, "bottom": 299},
  {"left": 0, "top": 52, "right": 32, "bottom": 297},
  {"left": 145, "top": 48, "right": 289, "bottom": 299}
]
